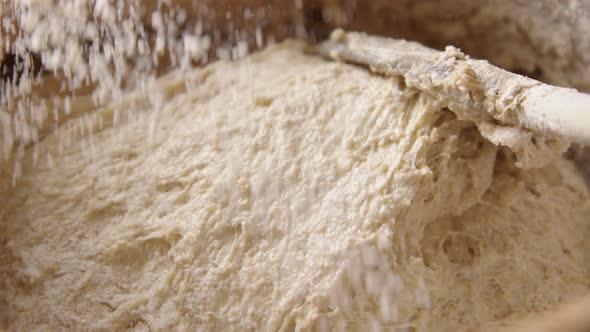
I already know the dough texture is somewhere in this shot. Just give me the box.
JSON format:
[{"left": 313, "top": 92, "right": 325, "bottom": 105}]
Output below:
[{"left": 1, "top": 41, "right": 589, "bottom": 331}]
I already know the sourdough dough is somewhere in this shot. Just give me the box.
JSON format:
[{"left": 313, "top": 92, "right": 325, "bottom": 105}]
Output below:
[{"left": 1, "top": 41, "right": 589, "bottom": 331}]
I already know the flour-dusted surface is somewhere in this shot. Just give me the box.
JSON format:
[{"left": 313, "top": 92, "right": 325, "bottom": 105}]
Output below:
[{"left": 0, "top": 41, "right": 589, "bottom": 331}]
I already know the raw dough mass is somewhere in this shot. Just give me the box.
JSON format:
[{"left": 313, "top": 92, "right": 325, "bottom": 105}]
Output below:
[{"left": 1, "top": 41, "right": 589, "bottom": 331}]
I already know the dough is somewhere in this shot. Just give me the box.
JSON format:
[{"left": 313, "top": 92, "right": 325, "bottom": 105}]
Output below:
[{"left": 0, "top": 41, "right": 589, "bottom": 331}]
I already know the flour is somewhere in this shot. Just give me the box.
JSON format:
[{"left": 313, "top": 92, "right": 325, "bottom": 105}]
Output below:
[{"left": 1, "top": 41, "right": 588, "bottom": 331}]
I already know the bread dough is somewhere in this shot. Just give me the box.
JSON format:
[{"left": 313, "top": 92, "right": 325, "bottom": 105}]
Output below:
[{"left": 1, "top": 41, "right": 589, "bottom": 331}]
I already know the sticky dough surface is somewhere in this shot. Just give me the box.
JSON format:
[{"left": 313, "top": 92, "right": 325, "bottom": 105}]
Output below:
[{"left": 1, "top": 41, "right": 589, "bottom": 331}]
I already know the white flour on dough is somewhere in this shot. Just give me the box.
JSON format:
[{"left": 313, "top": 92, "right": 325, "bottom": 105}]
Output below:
[{"left": 1, "top": 41, "right": 589, "bottom": 331}]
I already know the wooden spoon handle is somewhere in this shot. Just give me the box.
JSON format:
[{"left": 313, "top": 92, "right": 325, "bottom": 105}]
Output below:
[{"left": 318, "top": 30, "right": 590, "bottom": 146}]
